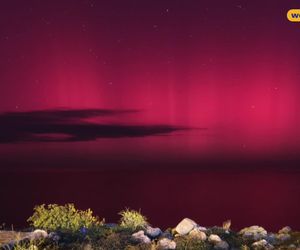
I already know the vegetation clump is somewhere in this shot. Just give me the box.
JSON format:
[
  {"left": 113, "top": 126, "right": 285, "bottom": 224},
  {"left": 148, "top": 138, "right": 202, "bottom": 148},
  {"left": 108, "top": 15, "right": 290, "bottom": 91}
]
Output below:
[
  {"left": 175, "top": 235, "right": 211, "bottom": 250},
  {"left": 119, "top": 208, "right": 148, "bottom": 230},
  {"left": 27, "top": 204, "right": 102, "bottom": 232}
]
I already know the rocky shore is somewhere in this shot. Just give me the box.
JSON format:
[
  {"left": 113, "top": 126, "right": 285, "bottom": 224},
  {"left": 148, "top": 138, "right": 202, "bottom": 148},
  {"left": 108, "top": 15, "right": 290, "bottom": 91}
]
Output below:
[{"left": 1, "top": 218, "right": 299, "bottom": 250}]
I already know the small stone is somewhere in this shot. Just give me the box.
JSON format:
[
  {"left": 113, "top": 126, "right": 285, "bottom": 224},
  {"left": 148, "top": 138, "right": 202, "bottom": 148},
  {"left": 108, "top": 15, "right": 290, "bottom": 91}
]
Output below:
[
  {"left": 252, "top": 239, "right": 274, "bottom": 249},
  {"left": 157, "top": 238, "right": 176, "bottom": 250},
  {"left": 279, "top": 226, "right": 292, "bottom": 234},
  {"left": 175, "top": 218, "right": 198, "bottom": 235},
  {"left": 132, "top": 230, "right": 151, "bottom": 244},
  {"left": 239, "top": 226, "right": 267, "bottom": 241},
  {"left": 189, "top": 228, "right": 207, "bottom": 241},
  {"left": 197, "top": 226, "right": 208, "bottom": 231},
  {"left": 208, "top": 234, "right": 222, "bottom": 244},
  {"left": 265, "top": 233, "right": 277, "bottom": 245},
  {"left": 145, "top": 225, "right": 162, "bottom": 238},
  {"left": 215, "top": 240, "right": 229, "bottom": 250},
  {"left": 28, "top": 229, "right": 48, "bottom": 240},
  {"left": 277, "top": 233, "right": 291, "bottom": 241}
]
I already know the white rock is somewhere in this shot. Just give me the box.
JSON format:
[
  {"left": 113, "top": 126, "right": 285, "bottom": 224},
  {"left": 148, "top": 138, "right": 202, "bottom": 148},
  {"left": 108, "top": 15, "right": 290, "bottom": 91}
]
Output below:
[
  {"left": 208, "top": 234, "right": 222, "bottom": 244},
  {"left": 175, "top": 218, "right": 198, "bottom": 235},
  {"left": 28, "top": 229, "right": 48, "bottom": 240},
  {"left": 189, "top": 228, "right": 207, "bottom": 241},
  {"left": 145, "top": 225, "right": 162, "bottom": 238},
  {"left": 157, "top": 238, "right": 176, "bottom": 250},
  {"left": 132, "top": 230, "right": 151, "bottom": 244},
  {"left": 279, "top": 226, "right": 292, "bottom": 234},
  {"left": 214, "top": 240, "right": 229, "bottom": 250}
]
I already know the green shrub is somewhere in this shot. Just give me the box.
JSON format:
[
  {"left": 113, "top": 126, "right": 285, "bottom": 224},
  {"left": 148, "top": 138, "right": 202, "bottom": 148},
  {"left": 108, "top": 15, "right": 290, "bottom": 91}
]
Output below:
[
  {"left": 27, "top": 204, "right": 102, "bottom": 232},
  {"left": 119, "top": 208, "right": 148, "bottom": 230}
]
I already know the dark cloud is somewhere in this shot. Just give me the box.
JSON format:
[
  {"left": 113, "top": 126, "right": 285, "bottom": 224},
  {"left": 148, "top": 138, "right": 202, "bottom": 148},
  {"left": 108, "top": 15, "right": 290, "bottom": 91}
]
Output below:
[{"left": 0, "top": 109, "right": 186, "bottom": 143}]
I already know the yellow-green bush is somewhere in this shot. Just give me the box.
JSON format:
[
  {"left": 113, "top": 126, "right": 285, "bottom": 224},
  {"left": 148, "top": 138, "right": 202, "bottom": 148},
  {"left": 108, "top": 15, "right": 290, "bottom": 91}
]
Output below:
[
  {"left": 27, "top": 204, "right": 102, "bottom": 232},
  {"left": 119, "top": 208, "right": 148, "bottom": 230}
]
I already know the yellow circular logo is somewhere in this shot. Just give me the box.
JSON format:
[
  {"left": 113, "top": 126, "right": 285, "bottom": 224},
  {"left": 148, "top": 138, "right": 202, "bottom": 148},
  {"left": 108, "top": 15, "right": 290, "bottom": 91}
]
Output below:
[{"left": 287, "top": 9, "right": 300, "bottom": 22}]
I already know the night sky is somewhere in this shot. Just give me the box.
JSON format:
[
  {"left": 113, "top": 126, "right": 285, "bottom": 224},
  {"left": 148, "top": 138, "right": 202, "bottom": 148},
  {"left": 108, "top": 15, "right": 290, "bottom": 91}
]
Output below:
[{"left": 0, "top": 0, "right": 300, "bottom": 230}]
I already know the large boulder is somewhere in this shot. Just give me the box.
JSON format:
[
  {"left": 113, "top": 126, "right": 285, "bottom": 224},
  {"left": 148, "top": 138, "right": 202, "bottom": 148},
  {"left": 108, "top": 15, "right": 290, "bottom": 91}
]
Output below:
[
  {"left": 239, "top": 226, "right": 267, "bottom": 241},
  {"left": 132, "top": 230, "right": 151, "bottom": 244},
  {"left": 145, "top": 225, "right": 162, "bottom": 238},
  {"left": 157, "top": 238, "right": 176, "bottom": 250},
  {"left": 175, "top": 218, "right": 198, "bottom": 235}
]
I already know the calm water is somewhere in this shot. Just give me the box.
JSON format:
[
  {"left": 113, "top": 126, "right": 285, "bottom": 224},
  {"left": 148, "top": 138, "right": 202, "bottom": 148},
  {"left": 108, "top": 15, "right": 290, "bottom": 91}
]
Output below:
[
  {"left": 1, "top": 126, "right": 300, "bottom": 231},
  {"left": 1, "top": 169, "right": 299, "bottom": 231}
]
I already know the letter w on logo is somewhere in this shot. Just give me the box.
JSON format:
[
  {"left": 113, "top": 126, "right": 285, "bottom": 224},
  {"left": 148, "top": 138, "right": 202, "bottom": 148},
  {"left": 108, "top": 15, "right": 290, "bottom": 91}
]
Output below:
[{"left": 291, "top": 13, "right": 300, "bottom": 18}]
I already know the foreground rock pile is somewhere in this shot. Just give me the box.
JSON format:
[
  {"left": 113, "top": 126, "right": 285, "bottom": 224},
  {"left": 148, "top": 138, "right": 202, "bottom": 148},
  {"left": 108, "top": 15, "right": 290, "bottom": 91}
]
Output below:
[
  {"left": 131, "top": 219, "right": 298, "bottom": 250},
  {"left": 1, "top": 219, "right": 299, "bottom": 250},
  {"left": 127, "top": 219, "right": 299, "bottom": 250}
]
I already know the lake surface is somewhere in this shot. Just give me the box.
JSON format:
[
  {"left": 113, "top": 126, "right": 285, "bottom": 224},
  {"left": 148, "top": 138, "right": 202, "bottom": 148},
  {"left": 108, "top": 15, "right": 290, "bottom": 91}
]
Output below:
[{"left": 1, "top": 169, "right": 299, "bottom": 231}]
